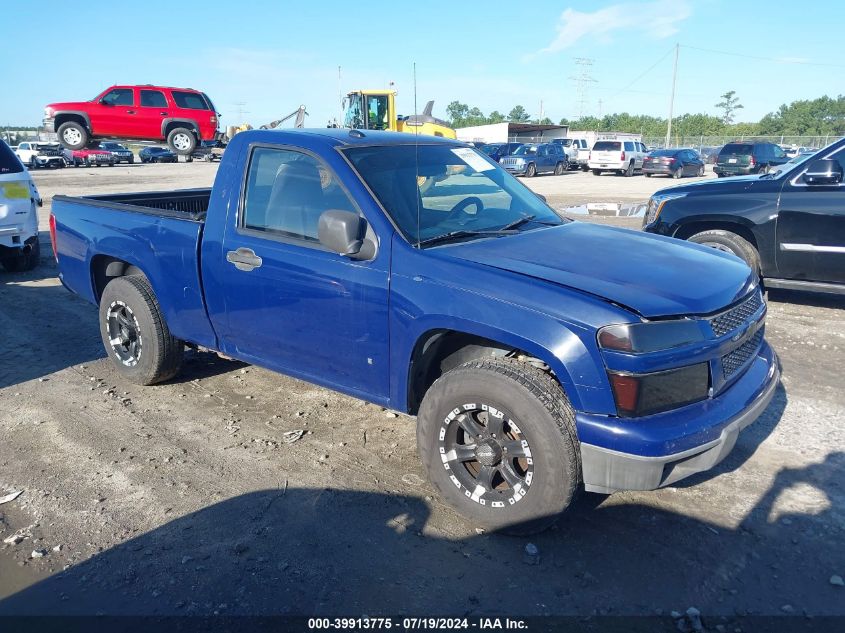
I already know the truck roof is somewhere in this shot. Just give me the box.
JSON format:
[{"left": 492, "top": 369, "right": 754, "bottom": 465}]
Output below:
[{"left": 235, "top": 128, "right": 465, "bottom": 148}]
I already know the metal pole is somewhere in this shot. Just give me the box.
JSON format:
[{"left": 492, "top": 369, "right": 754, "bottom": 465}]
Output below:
[
  {"left": 665, "top": 43, "right": 679, "bottom": 148},
  {"left": 337, "top": 66, "right": 343, "bottom": 127}
]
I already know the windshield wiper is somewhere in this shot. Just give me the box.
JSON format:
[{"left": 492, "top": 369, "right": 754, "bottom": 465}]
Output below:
[
  {"left": 417, "top": 229, "right": 517, "bottom": 248},
  {"left": 499, "top": 214, "right": 536, "bottom": 231}
]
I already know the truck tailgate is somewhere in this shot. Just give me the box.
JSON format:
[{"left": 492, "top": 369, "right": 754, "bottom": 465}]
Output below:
[{"left": 52, "top": 194, "right": 217, "bottom": 349}]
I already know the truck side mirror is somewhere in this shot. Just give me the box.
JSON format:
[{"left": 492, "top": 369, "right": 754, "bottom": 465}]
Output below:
[
  {"left": 803, "top": 159, "right": 843, "bottom": 185},
  {"left": 318, "top": 210, "right": 366, "bottom": 257}
]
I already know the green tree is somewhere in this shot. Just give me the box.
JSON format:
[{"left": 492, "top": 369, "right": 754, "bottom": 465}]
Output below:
[
  {"left": 507, "top": 105, "right": 530, "bottom": 122},
  {"left": 487, "top": 110, "right": 506, "bottom": 124},
  {"left": 716, "top": 90, "right": 744, "bottom": 125},
  {"left": 446, "top": 101, "right": 469, "bottom": 127},
  {"left": 466, "top": 107, "right": 487, "bottom": 127}
]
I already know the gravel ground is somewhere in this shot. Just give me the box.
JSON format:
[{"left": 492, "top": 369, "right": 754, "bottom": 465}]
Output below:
[{"left": 0, "top": 160, "right": 843, "bottom": 623}]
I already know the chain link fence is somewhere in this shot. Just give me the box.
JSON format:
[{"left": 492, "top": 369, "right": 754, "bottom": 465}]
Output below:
[{"left": 643, "top": 135, "right": 841, "bottom": 151}]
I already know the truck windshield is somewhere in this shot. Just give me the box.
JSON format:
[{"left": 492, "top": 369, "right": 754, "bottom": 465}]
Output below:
[
  {"left": 343, "top": 144, "right": 566, "bottom": 246},
  {"left": 512, "top": 145, "right": 537, "bottom": 156},
  {"left": 343, "top": 94, "right": 365, "bottom": 129}
]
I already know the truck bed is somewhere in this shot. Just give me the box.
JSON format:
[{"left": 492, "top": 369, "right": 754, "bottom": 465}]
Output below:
[
  {"left": 55, "top": 188, "right": 211, "bottom": 221},
  {"left": 51, "top": 187, "right": 217, "bottom": 349}
]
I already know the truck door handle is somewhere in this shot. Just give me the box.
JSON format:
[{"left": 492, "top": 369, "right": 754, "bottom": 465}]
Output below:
[
  {"left": 226, "top": 247, "right": 263, "bottom": 271},
  {"left": 160, "top": 112, "right": 168, "bottom": 116},
  {"left": 126, "top": 110, "right": 136, "bottom": 114}
]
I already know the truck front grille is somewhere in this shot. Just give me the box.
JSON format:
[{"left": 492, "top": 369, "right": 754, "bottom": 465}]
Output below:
[
  {"left": 710, "top": 290, "right": 763, "bottom": 337},
  {"left": 721, "top": 329, "right": 763, "bottom": 378}
]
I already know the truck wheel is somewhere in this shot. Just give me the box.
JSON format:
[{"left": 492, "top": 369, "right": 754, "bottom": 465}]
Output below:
[
  {"left": 624, "top": 161, "right": 635, "bottom": 177},
  {"left": 1, "top": 238, "right": 40, "bottom": 272},
  {"left": 688, "top": 230, "right": 761, "bottom": 275},
  {"left": 417, "top": 357, "right": 580, "bottom": 535},
  {"left": 591, "top": 169, "right": 601, "bottom": 176},
  {"left": 525, "top": 163, "right": 537, "bottom": 178},
  {"left": 554, "top": 161, "right": 565, "bottom": 175},
  {"left": 167, "top": 127, "right": 197, "bottom": 155},
  {"left": 99, "top": 275, "right": 184, "bottom": 385},
  {"left": 57, "top": 121, "right": 89, "bottom": 150}
]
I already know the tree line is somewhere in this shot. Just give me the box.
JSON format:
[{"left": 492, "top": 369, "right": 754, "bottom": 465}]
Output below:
[{"left": 446, "top": 94, "right": 845, "bottom": 138}]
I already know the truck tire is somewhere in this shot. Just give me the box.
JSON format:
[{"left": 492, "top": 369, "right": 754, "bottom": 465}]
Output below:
[
  {"left": 688, "top": 229, "right": 761, "bottom": 275},
  {"left": 591, "top": 169, "right": 601, "bottom": 176},
  {"left": 1, "top": 238, "right": 40, "bottom": 273},
  {"left": 525, "top": 163, "right": 537, "bottom": 178},
  {"left": 554, "top": 161, "right": 566, "bottom": 175},
  {"left": 167, "top": 127, "right": 197, "bottom": 155},
  {"left": 417, "top": 357, "right": 580, "bottom": 535},
  {"left": 99, "top": 275, "right": 184, "bottom": 385},
  {"left": 57, "top": 121, "right": 89, "bottom": 150}
]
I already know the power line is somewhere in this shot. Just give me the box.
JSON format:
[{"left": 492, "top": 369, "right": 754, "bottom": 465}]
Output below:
[
  {"left": 680, "top": 44, "right": 845, "bottom": 69},
  {"left": 608, "top": 46, "right": 675, "bottom": 100}
]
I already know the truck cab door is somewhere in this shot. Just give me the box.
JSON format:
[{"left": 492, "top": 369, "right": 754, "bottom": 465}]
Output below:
[
  {"left": 212, "top": 145, "right": 391, "bottom": 401},
  {"left": 94, "top": 88, "right": 136, "bottom": 136},
  {"left": 137, "top": 88, "right": 170, "bottom": 140},
  {"left": 776, "top": 148, "right": 845, "bottom": 284}
]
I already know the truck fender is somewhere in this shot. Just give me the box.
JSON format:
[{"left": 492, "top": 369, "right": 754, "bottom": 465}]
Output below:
[
  {"left": 161, "top": 118, "right": 200, "bottom": 138},
  {"left": 53, "top": 111, "right": 92, "bottom": 130}
]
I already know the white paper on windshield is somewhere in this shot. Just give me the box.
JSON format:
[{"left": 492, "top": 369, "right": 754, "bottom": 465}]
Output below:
[{"left": 451, "top": 147, "right": 495, "bottom": 172}]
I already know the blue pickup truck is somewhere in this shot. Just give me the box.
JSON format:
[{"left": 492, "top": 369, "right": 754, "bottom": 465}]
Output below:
[{"left": 51, "top": 129, "right": 780, "bottom": 533}]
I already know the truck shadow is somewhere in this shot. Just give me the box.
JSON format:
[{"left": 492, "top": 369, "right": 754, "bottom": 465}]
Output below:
[
  {"left": 0, "top": 261, "right": 103, "bottom": 389},
  {"left": 1, "top": 452, "right": 841, "bottom": 620},
  {"left": 767, "top": 288, "right": 845, "bottom": 310}
]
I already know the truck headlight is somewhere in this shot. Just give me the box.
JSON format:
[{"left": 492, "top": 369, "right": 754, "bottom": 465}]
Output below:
[
  {"left": 598, "top": 319, "right": 704, "bottom": 354},
  {"left": 644, "top": 192, "right": 686, "bottom": 225}
]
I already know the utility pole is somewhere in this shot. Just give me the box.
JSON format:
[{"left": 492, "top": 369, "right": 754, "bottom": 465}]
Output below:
[{"left": 664, "top": 43, "right": 679, "bottom": 148}]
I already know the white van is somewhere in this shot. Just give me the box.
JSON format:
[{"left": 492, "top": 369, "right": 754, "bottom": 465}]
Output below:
[{"left": 1, "top": 140, "right": 42, "bottom": 271}]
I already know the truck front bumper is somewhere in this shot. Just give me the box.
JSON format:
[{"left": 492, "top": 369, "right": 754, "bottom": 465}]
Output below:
[{"left": 577, "top": 342, "right": 780, "bottom": 494}]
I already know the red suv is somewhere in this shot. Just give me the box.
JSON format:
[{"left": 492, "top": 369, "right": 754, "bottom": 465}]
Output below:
[{"left": 44, "top": 85, "right": 220, "bottom": 155}]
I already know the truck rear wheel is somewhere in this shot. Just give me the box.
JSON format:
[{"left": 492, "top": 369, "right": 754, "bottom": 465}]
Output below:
[
  {"left": 99, "top": 275, "right": 184, "bottom": 385},
  {"left": 688, "top": 229, "right": 761, "bottom": 276},
  {"left": 417, "top": 357, "right": 580, "bottom": 535},
  {"left": 167, "top": 127, "right": 197, "bottom": 155}
]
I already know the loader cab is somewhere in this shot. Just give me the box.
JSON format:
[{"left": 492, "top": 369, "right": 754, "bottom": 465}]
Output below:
[{"left": 343, "top": 90, "right": 397, "bottom": 132}]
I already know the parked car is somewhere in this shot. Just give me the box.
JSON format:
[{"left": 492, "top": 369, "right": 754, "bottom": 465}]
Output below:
[
  {"left": 96, "top": 141, "right": 134, "bottom": 164},
  {"left": 588, "top": 139, "right": 647, "bottom": 176},
  {"left": 552, "top": 138, "right": 589, "bottom": 169},
  {"left": 51, "top": 129, "right": 779, "bottom": 533},
  {"left": 643, "top": 149, "right": 705, "bottom": 178},
  {"left": 500, "top": 143, "right": 568, "bottom": 176},
  {"left": 479, "top": 142, "right": 523, "bottom": 163},
  {"left": 139, "top": 146, "right": 177, "bottom": 163},
  {"left": 699, "top": 146, "right": 722, "bottom": 165},
  {"left": 63, "top": 147, "right": 115, "bottom": 167},
  {"left": 44, "top": 85, "right": 220, "bottom": 155},
  {"left": 643, "top": 136, "right": 845, "bottom": 294},
  {"left": 14, "top": 142, "right": 65, "bottom": 169},
  {"left": 0, "top": 139, "right": 42, "bottom": 271},
  {"left": 714, "top": 142, "right": 789, "bottom": 177}
]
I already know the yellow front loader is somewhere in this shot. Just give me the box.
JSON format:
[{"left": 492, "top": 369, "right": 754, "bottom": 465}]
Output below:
[{"left": 341, "top": 90, "right": 456, "bottom": 139}]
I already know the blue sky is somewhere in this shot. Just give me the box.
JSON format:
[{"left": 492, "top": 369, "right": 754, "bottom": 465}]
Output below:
[{"left": 2, "top": 0, "right": 843, "bottom": 128}]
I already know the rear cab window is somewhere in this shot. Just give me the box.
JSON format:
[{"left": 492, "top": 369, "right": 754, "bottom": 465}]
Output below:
[{"left": 720, "top": 143, "right": 753, "bottom": 157}]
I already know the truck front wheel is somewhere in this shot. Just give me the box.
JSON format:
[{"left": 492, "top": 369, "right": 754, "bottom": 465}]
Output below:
[
  {"left": 688, "top": 229, "right": 761, "bottom": 276},
  {"left": 99, "top": 275, "right": 184, "bottom": 385},
  {"left": 57, "top": 121, "right": 89, "bottom": 150},
  {"left": 417, "top": 357, "right": 580, "bottom": 535}
]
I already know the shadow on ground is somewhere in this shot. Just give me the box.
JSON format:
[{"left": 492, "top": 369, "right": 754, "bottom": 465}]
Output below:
[{"left": 1, "top": 452, "right": 842, "bottom": 619}]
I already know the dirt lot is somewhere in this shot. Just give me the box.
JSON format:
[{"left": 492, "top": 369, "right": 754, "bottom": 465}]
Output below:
[{"left": 0, "top": 162, "right": 843, "bottom": 624}]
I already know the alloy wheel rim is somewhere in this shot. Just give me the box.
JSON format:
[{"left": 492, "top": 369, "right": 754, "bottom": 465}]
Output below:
[
  {"left": 106, "top": 301, "right": 142, "bottom": 366},
  {"left": 702, "top": 241, "right": 734, "bottom": 254},
  {"left": 63, "top": 128, "right": 82, "bottom": 145},
  {"left": 439, "top": 403, "right": 534, "bottom": 508},
  {"left": 172, "top": 133, "right": 191, "bottom": 151}
]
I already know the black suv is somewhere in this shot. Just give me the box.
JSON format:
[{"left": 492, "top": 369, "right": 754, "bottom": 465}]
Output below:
[
  {"left": 643, "top": 139, "right": 845, "bottom": 294},
  {"left": 715, "top": 141, "right": 788, "bottom": 177}
]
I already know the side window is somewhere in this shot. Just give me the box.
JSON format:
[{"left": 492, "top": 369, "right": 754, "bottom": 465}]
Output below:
[
  {"left": 140, "top": 90, "right": 168, "bottom": 108},
  {"left": 171, "top": 91, "right": 209, "bottom": 110},
  {"left": 772, "top": 145, "right": 786, "bottom": 159},
  {"left": 20, "top": 143, "right": 29, "bottom": 150},
  {"left": 101, "top": 88, "right": 134, "bottom": 106},
  {"left": 624, "top": 141, "right": 634, "bottom": 151},
  {"left": 241, "top": 147, "right": 357, "bottom": 243}
]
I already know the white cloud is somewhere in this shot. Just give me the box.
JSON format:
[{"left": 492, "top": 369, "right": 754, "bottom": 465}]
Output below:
[{"left": 533, "top": 1, "right": 692, "bottom": 56}]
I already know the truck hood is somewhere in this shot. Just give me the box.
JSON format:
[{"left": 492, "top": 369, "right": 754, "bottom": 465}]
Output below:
[
  {"left": 435, "top": 222, "right": 757, "bottom": 318},
  {"left": 46, "top": 101, "right": 94, "bottom": 113},
  {"left": 653, "top": 173, "right": 769, "bottom": 195}
]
